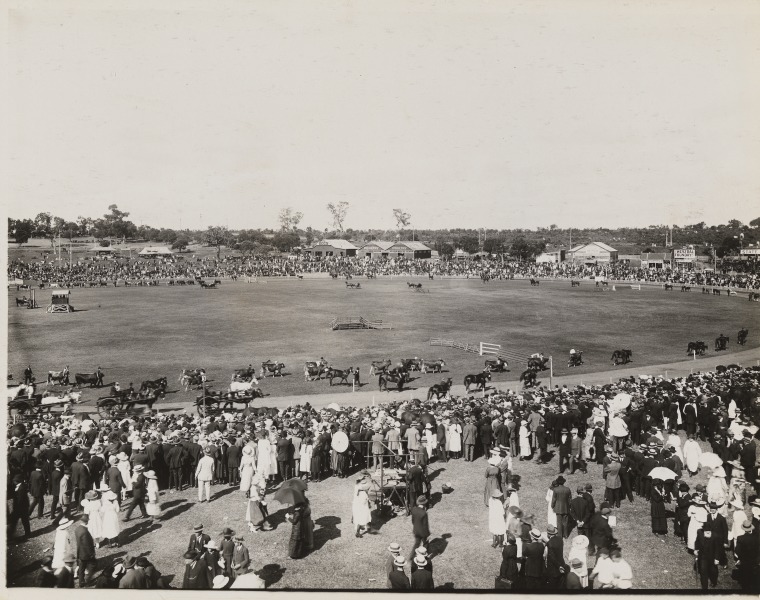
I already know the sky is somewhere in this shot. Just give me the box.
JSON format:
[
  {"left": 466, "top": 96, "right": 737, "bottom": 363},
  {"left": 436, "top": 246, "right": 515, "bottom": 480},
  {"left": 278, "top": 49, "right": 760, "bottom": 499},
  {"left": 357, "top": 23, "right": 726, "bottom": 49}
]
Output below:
[{"left": 6, "top": 0, "right": 760, "bottom": 232}]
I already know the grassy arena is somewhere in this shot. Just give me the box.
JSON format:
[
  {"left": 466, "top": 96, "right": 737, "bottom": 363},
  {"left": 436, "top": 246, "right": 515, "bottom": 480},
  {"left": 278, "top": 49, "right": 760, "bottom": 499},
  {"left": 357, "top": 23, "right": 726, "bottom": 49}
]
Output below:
[
  {"left": 7, "top": 277, "right": 758, "bottom": 405},
  {"left": 6, "top": 276, "right": 757, "bottom": 589}
]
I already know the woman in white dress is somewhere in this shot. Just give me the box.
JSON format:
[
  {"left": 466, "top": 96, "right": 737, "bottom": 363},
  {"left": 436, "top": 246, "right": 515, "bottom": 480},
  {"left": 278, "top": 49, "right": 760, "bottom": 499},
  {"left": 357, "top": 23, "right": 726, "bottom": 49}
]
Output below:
[
  {"left": 100, "top": 489, "right": 122, "bottom": 547},
  {"left": 256, "top": 433, "right": 272, "bottom": 480},
  {"left": 666, "top": 434, "right": 684, "bottom": 463},
  {"left": 352, "top": 478, "right": 372, "bottom": 537},
  {"left": 568, "top": 535, "right": 589, "bottom": 587},
  {"left": 145, "top": 470, "right": 161, "bottom": 519},
  {"left": 687, "top": 495, "right": 708, "bottom": 551},
  {"left": 239, "top": 446, "right": 255, "bottom": 498},
  {"left": 424, "top": 424, "right": 436, "bottom": 459},
  {"left": 52, "top": 517, "right": 74, "bottom": 569},
  {"left": 80, "top": 490, "right": 103, "bottom": 545},
  {"left": 300, "top": 436, "right": 313, "bottom": 478},
  {"left": 546, "top": 482, "right": 558, "bottom": 528},
  {"left": 519, "top": 421, "right": 531, "bottom": 460},
  {"left": 448, "top": 420, "right": 462, "bottom": 460},
  {"left": 268, "top": 429, "right": 279, "bottom": 483},
  {"left": 117, "top": 453, "right": 132, "bottom": 498},
  {"left": 488, "top": 489, "right": 507, "bottom": 547},
  {"left": 683, "top": 434, "right": 701, "bottom": 476},
  {"left": 728, "top": 497, "right": 747, "bottom": 549},
  {"left": 707, "top": 466, "right": 729, "bottom": 516}
]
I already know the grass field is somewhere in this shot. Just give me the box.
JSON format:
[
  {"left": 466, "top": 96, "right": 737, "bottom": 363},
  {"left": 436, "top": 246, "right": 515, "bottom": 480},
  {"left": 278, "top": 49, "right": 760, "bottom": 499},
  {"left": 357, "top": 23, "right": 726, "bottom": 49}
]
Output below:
[
  {"left": 6, "top": 276, "right": 757, "bottom": 590},
  {"left": 7, "top": 277, "right": 758, "bottom": 409}
]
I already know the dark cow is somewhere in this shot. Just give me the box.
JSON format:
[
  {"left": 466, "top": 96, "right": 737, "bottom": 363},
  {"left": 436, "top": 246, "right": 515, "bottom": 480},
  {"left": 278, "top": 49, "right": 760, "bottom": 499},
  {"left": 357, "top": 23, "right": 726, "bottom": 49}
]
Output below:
[{"left": 75, "top": 369, "right": 104, "bottom": 387}]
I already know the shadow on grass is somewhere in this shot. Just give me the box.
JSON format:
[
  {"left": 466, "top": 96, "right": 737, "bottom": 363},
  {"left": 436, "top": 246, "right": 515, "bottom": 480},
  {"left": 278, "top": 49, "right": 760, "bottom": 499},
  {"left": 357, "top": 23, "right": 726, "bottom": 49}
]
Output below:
[
  {"left": 158, "top": 499, "right": 194, "bottom": 521},
  {"left": 427, "top": 467, "right": 446, "bottom": 483},
  {"left": 437, "top": 582, "right": 455, "bottom": 590},
  {"left": 160, "top": 498, "right": 187, "bottom": 510},
  {"left": 428, "top": 491, "right": 444, "bottom": 509},
  {"left": 265, "top": 506, "right": 290, "bottom": 531},
  {"left": 257, "top": 563, "right": 286, "bottom": 587},
  {"left": 211, "top": 486, "right": 238, "bottom": 501},
  {"left": 429, "top": 532, "right": 451, "bottom": 559},
  {"left": 120, "top": 518, "right": 162, "bottom": 544},
  {"left": 312, "top": 515, "right": 342, "bottom": 551}
]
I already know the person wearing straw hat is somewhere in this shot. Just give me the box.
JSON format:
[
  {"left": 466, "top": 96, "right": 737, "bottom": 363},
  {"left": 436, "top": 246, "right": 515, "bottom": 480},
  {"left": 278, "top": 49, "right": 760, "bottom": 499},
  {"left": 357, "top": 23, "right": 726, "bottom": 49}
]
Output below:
[
  {"left": 212, "top": 574, "right": 232, "bottom": 590},
  {"left": 99, "top": 488, "right": 121, "bottom": 548},
  {"left": 523, "top": 528, "right": 545, "bottom": 589},
  {"left": 385, "top": 542, "right": 402, "bottom": 588},
  {"left": 73, "top": 514, "right": 97, "bottom": 587},
  {"left": 389, "top": 555, "right": 410, "bottom": 589},
  {"left": 687, "top": 494, "right": 709, "bottom": 552},
  {"left": 411, "top": 555, "right": 434, "bottom": 589},
  {"left": 728, "top": 496, "right": 748, "bottom": 549},
  {"left": 484, "top": 456, "right": 502, "bottom": 507},
  {"left": 202, "top": 538, "right": 224, "bottom": 580},
  {"left": 80, "top": 489, "right": 103, "bottom": 545},
  {"left": 545, "top": 524, "right": 567, "bottom": 590},
  {"left": 734, "top": 521, "right": 759, "bottom": 592}
]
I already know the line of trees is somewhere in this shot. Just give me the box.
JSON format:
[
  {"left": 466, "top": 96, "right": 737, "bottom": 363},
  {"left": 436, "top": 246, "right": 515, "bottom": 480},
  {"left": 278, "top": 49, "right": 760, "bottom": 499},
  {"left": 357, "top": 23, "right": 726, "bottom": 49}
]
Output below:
[{"left": 9, "top": 204, "right": 760, "bottom": 259}]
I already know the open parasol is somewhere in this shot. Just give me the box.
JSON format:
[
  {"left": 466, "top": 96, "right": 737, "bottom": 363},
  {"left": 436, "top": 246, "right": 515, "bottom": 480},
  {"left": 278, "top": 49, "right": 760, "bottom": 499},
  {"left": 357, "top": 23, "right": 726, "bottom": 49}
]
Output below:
[
  {"left": 699, "top": 452, "right": 723, "bottom": 469},
  {"left": 326, "top": 402, "right": 341, "bottom": 412},
  {"left": 608, "top": 393, "right": 632, "bottom": 412},
  {"left": 648, "top": 466, "right": 677, "bottom": 481},
  {"left": 279, "top": 478, "right": 308, "bottom": 493},
  {"left": 273, "top": 486, "right": 306, "bottom": 506}
]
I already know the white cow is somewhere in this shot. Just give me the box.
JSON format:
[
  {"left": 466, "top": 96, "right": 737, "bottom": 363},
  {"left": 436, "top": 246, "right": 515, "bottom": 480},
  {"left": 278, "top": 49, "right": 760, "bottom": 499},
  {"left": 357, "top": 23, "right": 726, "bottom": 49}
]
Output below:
[{"left": 230, "top": 380, "right": 259, "bottom": 394}]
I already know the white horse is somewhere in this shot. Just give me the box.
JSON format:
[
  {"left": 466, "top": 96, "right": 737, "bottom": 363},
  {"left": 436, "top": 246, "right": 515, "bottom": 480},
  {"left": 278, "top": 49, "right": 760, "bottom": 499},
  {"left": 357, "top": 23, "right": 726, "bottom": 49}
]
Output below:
[{"left": 230, "top": 380, "right": 259, "bottom": 393}]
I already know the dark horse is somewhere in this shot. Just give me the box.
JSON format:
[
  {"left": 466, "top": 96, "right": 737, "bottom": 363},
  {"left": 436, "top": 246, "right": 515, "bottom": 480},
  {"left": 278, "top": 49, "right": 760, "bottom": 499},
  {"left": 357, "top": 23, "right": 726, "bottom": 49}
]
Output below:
[
  {"left": 427, "top": 378, "right": 453, "bottom": 401},
  {"left": 687, "top": 341, "right": 707, "bottom": 356},
  {"left": 571, "top": 280, "right": 581, "bottom": 287},
  {"left": 140, "top": 377, "right": 168, "bottom": 393},
  {"left": 530, "top": 279, "right": 540, "bottom": 286},
  {"left": 464, "top": 371, "right": 491, "bottom": 393},
  {"left": 715, "top": 335, "right": 729, "bottom": 352},
  {"left": 738, "top": 328, "right": 749, "bottom": 346},
  {"left": 527, "top": 356, "right": 550, "bottom": 371},
  {"left": 326, "top": 367, "right": 354, "bottom": 386},
  {"left": 519, "top": 369, "right": 538, "bottom": 388},
  {"left": 379, "top": 371, "right": 406, "bottom": 392},
  {"left": 611, "top": 349, "right": 633, "bottom": 366},
  {"left": 567, "top": 352, "right": 584, "bottom": 368},
  {"left": 484, "top": 357, "right": 509, "bottom": 372}
]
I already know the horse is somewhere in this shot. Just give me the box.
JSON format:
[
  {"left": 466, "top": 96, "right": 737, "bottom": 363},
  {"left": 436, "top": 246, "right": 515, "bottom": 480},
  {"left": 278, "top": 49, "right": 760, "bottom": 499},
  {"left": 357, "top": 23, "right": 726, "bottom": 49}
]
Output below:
[
  {"left": 179, "top": 369, "right": 206, "bottom": 390},
  {"left": 326, "top": 367, "right": 354, "bottom": 386},
  {"left": 715, "top": 335, "right": 729, "bottom": 352},
  {"left": 47, "top": 367, "right": 70, "bottom": 385},
  {"left": 428, "top": 273, "right": 434, "bottom": 280},
  {"left": 407, "top": 282, "right": 422, "bottom": 289},
  {"left": 75, "top": 370, "right": 104, "bottom": 387},
  {"left": 400, "top": 358, "right": 423, "bottom": 372},
  {"left": 570, "top": 280, "right": 581, "bottom": 287},
  {"left": 611, "top": 349, "right": 633, "bottom": 366},
  {"left": 369, "top": 359, "right": 392, "bottom": 377},
  {"left": 464, "top": 371, "right": 491, "bottom": 393},
  {"left": 15, "top": 297, "right": 28, "bottom": 307},
  {"left": 595, "top": 280, "right": 608, "bottom": 288},
  {"left": 260, "top": 361, "right": 285, "bottom": 378},
  {"left": 519, "top": 369, "right": 538, "bottom": 388},
  {"left": 749, "top": 292, "right": 760, "bottom": 302},
  {"left": 421, "top": 359, "right": 446, "bottom": 374},
  {"left": 530, "top": 279, "right": 540, "bottom": 286},
  {"left": 687, "top": 341, "right": 707, "bottom": 356},
  {"left": 427, "top": 378, "right": 453, "bottom": 401},
  {"left": 702, "top": 287, "right": 710, "bottom": 294},
  {"left": 221, "top": 388, "right": 265, "bottom": 410},
  {"left": 378, "top": 371, "right": 406, "bottom": 392},
  {"left": 567, "top": 352, "right": 584, "bottom": 368},
  {"left": 140, "top": 377, "right": 168, "bottom": 393},
  {"left": 484, "top": 357, "right": 509, "bottom": 372},
  {"left": 738, "top": 328, "right": 749, "bottom": 346},
  {"left": 232, "top": 366, "right": 258, "bottom": 383},
  {"left": 712, "top": 288, "right": 721, "bottom": 295},
  {"left": 527, "top": 356, "right": 549, "bottom": 371},
  {"left": 664, "top": 283, "right": 674, "bottom": 291},
  {"left": 681, "top": 285, "right": 691, "bottom": 292}
]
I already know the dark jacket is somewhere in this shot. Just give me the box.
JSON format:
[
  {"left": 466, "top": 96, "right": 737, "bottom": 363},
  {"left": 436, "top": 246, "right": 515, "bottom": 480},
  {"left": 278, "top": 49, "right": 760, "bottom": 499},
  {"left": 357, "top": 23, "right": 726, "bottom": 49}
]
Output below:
[
  {"left": 551, "top": 484, "right": 571, "bottom": 515},
  {"left": 570, "top": 495, "right": 592, "bottom": 525},
  {"left": 188, "top": 532, "right": 211, "bottom": 554},
  {"left": 411, "top": 506, "right": 430, "bottom": 538},
  {"left": 411, "top": 568, "right": 434, "bottom": 590},
  {"left": 70, "top": 461, "right": 89, "bottom": 490},
  {"left": 119, "top": 567, "right": 148, "bottom": 589},
  {"left": 545, "top": 534, "right": 567, "bottom": 578},
  {"left": 105, "top": 466, "right": 125, "bottom": 494},
  {"left": 588, "top": 513, "right": 613, "bottom": 550},
  {"left": 29, "top": 470, "right": 47, "bottom": 497},
  {"left": 523, "top": 541, "right": 545, "bottom": 578},
  {"left": 389, "top": 570, "right": 411, "bottom": 589},
  {"left": 132, "top": 473, "right": 147, "bottom": 500},
  {"left": 74, "top": 524, "right": 97, "bottom": 561}
]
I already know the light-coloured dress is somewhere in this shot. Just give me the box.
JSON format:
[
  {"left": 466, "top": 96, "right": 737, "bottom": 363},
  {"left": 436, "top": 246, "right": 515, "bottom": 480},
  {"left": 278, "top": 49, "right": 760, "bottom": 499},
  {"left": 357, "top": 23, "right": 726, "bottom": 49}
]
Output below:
[
  {"left": 256, "top": 439, "right": 272, "bottom": 478},
  {"left": 546, "top": 488, "right": 558, "bottom": 528},
  {"left": 687, "top": 505, "right": 707, "bottom": 550},
  {"left": 568, "top": 542, "right": 589, "bottom": 587},
  {"left": 424, "top": 430, "right": 436, "bottom": 458},
  {"left": 146, "top": 479, "right": 161, "bottom": 516},
  {"left": 683, "top": 439, "right": 701, "bottom": 474},
  {"left": 300, "top": 443, "right": 313, "bottom": 474},
  {"left": 488, "top": 497, "right": 507, "bottom": 536},
  {"left": 100, "top": 497, "right": 121, "bottom": 540},
  {"left": 449, "top": 423, "right": 462, "bottom": 453},
  {"left": 81, "top": 498, "right": 103, "bottom": 541},
  {"left": 52, "top": 526, "right": 71, "bottom": 569},
  {"left": 352, "top": 487, "right": 372, "bottom": 528},
  {"left": 118, "top": 460, "right": 132, "bottom": 493},
  {"left": 519, "top": 426, "right": 531, "bottom": 457},
  {"left": 240, "top": 453, "right": 255, "bottom": 495}
]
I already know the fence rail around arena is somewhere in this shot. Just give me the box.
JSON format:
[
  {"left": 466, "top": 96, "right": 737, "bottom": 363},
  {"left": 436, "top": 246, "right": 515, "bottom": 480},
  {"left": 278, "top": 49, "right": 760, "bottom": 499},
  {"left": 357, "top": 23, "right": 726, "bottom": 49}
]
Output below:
[
  {"left": 332, "top": 316, "right": 393, "bottom": 330},
  {"left": 430, "top": 338, "right": 533, "bottom": 366}
]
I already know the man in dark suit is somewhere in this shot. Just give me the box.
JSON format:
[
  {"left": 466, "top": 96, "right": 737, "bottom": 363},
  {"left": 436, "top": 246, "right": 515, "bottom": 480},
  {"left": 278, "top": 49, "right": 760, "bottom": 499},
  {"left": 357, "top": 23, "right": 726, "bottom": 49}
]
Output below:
[
  {"left": 734, "top": 521, "right": 759, "bottom": 592},
  {"left": 188, "top": 524, "right": 212, "bottom": 554},
  {"left": 49, "top": 459, "right": 64, "bottom": 519},
  {"left": 410, "top": 496, "right": 431, "bottom": 559},
  {"left": 88, "top": 447, "right": 105, "bottom": 492},
  {"left": 167, "top": 439, "right": 185, "bottom": 491},
  {"left": 545, "top": 524, "right": 567, "bottom": 589},
  {"left": 570, "top": 486, "right": 592, "bottom": 539},
  {"left": 8, "top": 474, "right": 31, "bottom": 538},
  {"left": 462, "top": 418, "right": 478, "bottom": 462},
  {"left": 119, "top": 553, "right": 147, "bottom": 589},
  {"left": 70, "top": 453, "right": 90, "bottom": 506},
  {"left": 436, "top": 421, "right": 448, "bottom": 463},
  {"left": 695, "top": 527, "right": 720, "bottom": 589},
  {"left": 144, "top": 436, "right": 165, "bottom": 488},
  {"left": 411, "top": 556, "right": 434, "bottom": 589},
  {"left": 557, "top": 428, "right": 572, "bottom": 474},
  {"left": 389, "top": 556, "right": 411, "bottom": 589},
  {"left": 104, "top": 456, "right": 125, "bottom": 502},
  {"left": 479, "top": 418, "right": 493, "bottom": 460},
  {"left": 276, "top": 431, "right": 292, "bottom": 481},
  {"left": 551, "top": 476, "right": 572, "bottom": 538},
  {"left": 706, "top": 502, "right": 729, "bottom": 566},
  {"left": 740, "top": 433, "right": 758, "bottom": 486},
  {"left": 74, "top": 515, "right": 97, "bottom": 587},
  {"left": 588, "top": 505, "right": 614, "bottom": 555},
  {"left": 227, "top": 441, "right": 242, "bottom": 486},
  {"left": 124, "top": 465, "right": 148, "bottom": 521},
  {"left": 523, "top": 529, "right": 545, "bottom": 589},
  {"left": 55, "top": 559, "right": 76, "bottom": 588},
  {"left": 28, "top": 461, "right": 47, "bottom": 519}
]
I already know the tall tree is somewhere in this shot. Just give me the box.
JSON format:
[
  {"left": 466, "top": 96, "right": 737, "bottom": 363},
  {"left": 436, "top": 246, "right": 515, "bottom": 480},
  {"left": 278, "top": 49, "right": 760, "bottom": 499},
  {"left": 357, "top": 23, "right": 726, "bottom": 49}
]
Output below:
[
  {"left": 392, "top": 208, "right": 411, "bottom": 232},
  {"left": 278, "top": 207, "right": 304, "bottom": 231},
  {"left": 203, "top": 225, "right": 232, "bottom": 258},
  {"left": 326, "top": 201, "right": 349, "bottom": 232},
  {"left": 11, "top": 219, "right": 34, "bottom": 246}
]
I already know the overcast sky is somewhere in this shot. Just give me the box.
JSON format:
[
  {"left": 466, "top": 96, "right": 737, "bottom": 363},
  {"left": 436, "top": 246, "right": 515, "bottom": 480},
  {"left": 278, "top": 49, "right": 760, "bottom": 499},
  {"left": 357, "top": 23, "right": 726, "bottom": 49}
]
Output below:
[{"left": 7, "top": 0, "right": 760, "bottom": 231}]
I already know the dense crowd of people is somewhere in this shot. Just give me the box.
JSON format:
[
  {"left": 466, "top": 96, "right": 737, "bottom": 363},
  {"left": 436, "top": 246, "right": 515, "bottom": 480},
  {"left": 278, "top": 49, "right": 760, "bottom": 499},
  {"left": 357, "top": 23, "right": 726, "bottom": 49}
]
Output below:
[
  {"left": 6, "top": 364, "right": 760, "bottom": 590},
  {"left": 8, "top": 253, "right": 760, "bottom": 289}
]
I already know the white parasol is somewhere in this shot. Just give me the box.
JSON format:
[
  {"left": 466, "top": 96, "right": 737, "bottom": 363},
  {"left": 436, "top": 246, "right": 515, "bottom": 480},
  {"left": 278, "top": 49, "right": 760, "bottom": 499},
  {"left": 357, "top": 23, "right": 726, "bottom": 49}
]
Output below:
[
  {"left": 699, "top": 452, "right": 723, "bottom": 469},
  {"left": 649, "top": 466, "right": 677, "bottom": 481},
  {"left": 608, "top": 393, "right": 632, "bottom": 412},
  {"left": 326, "top": 402, "right": 341, "bottom": 412}
]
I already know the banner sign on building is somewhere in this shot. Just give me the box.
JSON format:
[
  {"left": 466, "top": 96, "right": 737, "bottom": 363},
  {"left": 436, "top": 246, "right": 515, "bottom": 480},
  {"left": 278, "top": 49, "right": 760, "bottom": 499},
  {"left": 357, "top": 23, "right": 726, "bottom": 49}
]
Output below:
[
  {"left": 740, "top": 248, "right": 760, "bottom": 255},
  {"left": 673, "top": 248, "right": 696, "bottom": 261}
]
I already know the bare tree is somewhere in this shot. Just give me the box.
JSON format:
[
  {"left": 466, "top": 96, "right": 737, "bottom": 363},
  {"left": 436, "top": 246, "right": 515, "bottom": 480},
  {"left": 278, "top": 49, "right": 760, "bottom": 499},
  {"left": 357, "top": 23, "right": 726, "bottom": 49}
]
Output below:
[
  {"left": 393, "top": 208, "right": 411, "bottom": 231},
  {"left": 278, "top": 207, "right": 304, "bottom": 231},
  {"left": 326, "top": 201, "right": 349, "bottom": 232}
]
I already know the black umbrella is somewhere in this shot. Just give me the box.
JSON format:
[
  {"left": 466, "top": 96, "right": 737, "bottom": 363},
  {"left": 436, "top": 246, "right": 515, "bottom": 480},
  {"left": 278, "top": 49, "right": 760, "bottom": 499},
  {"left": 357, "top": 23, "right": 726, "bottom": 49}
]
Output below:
[
  {"left": 280, "top": 478, "right": 308, "bottom": 493},
  {"left": 274, "top": 486, "right": 306, "bottom": 506}
]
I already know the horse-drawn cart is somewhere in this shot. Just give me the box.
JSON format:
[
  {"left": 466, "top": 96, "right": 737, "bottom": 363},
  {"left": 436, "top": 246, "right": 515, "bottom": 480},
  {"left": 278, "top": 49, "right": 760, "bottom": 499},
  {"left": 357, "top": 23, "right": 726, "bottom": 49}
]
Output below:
[
  {"left": 195, "top": 388, "right": 264, "bottom": 416},
  {"left": 8, "top": 390, "right": 83, "bottom": 420},
  {"left": 97, "top": 388, "right": 163, "bottom": 418}
]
